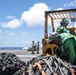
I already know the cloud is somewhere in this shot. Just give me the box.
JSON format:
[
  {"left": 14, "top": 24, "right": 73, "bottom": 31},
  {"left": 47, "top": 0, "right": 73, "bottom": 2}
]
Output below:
[
  {"left": 0, "top": 29, "right": 3, "bottom": 39},
  {"left": 54, "top": 20, "right": 61, "bottom": 31},
  {"left": 0, "top": 2, "right": 75, "bottom": 29},
  {"left": 21, "top": 3, "right": 49, "bottom": 27},
  {"left": 22, "top": 32, "right": 28, "bottom": 35},
  {"left": 64, "top": 0, "right": 76, "bottom": 8},
  {"left": 56, "top": 8, "right": 63, "bottom": 10},
  {"left": 74, "top": 22, "right": 76, "bottom": 27},
  {"left": 6, "top": 15, "right": 16, "bottom": 19},
  {"left": 0, "top": 22, "right": 1, "bottom": 25},
  {"left": 0, "top": 3, "right": 50, "bottom": 28},
  {"left": 8, "top": 32, "right": 15, "bottom": 36},
  {"left": 24, "top": 41, "right": 32, "bottom": 47},
  {"left": 1, "top": 19, "right": 22, "bottom": 28}
]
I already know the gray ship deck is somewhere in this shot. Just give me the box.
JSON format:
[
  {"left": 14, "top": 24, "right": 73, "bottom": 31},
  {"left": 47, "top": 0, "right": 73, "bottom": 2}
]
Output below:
[{"left": 0, "top": 49, "right": 42, "bottom": 62}]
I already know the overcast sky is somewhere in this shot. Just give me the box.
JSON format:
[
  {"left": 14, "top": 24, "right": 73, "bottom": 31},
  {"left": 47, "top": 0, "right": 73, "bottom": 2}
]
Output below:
[{"left": 0, "top": 0, "right": 76, "bottom": 47}]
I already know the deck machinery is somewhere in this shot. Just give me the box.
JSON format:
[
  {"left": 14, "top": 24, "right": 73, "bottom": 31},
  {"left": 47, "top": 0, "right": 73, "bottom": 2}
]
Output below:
[{"left": 42, "top": 8, "right": 76, "bottom": 55}]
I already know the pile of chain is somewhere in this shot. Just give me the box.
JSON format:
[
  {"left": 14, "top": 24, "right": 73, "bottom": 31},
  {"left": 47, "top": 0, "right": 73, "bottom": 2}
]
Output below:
[
  {"left": 14, "top": 55, "right": 76, "bottom": 75},
  {"left": 0, "top": 52, "right": 76, "bottom": 75},
  {"left": 0, "top": 52, "right": 26, "bottom": 75}
]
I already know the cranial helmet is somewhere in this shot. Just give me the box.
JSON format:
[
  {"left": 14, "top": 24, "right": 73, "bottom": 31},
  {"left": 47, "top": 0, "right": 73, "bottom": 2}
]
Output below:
[
  {"left": 48, "top": 32, "right": 61, "bottom": 44},
  {"left": 60, "top": 18, "right": 69, "bottom": 25}
]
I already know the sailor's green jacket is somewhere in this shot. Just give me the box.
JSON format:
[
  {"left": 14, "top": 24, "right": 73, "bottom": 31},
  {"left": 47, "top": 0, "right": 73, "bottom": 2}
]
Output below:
[
  {"left": 59, "top": 33, "right": 76, "bottom": 64},
  {"left": 56, "top": 26, "right": 68, "bottom": 34}
]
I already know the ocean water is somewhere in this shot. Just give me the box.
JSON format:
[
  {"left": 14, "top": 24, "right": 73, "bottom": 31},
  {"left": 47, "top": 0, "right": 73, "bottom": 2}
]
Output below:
[
  {"left": 0, "top": 47, "right": 42, "bottom": 50},
  {"left": 0, "top": 47, "right": 23, "bottom": 50}
]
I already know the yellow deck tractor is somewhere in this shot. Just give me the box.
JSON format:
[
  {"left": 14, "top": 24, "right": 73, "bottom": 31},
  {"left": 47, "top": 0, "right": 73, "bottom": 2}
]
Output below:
[{"left": 42, "top": 8, "right": 76, "bottom": 55}]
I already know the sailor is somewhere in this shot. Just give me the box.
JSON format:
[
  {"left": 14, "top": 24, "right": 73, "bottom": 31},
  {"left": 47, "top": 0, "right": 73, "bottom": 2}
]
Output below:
[
  {"left": 56, "top": 18, "right": 69, "bottom": 34},
  {"left": 32, "top": 41, "right": 35, "bottom": 54},
  {"left": 36, "top": 41, "right": 40, "bottom": 54},
  {"left": 48, "top": 32, "right": 76, "bottom": 64}
]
